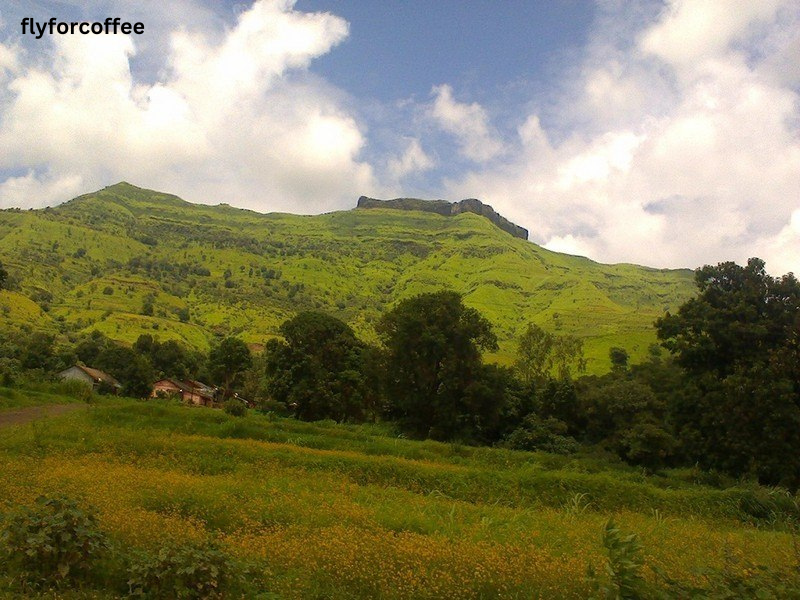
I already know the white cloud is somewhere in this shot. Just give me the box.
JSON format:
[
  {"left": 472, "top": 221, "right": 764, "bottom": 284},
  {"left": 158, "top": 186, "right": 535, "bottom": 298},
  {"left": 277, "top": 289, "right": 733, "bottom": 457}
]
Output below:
[
  {"left": 387, "top": 138, "right": 434, "bottom": 180},
  {"left": 0, "top": 0, "right": 374, "bottom": 213},
  {"left": 639, "top": 0, "right": 783, "bottom": 67},
  {"left": 440, "top": 0, "right": 800, "bottom": 273},
  {"left": 428, "top": 84, "right": 504, "bottom": 163}
]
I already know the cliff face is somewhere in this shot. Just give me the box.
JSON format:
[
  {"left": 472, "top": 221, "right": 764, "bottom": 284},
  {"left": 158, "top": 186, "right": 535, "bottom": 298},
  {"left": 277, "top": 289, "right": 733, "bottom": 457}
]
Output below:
[{"left": 356, "top": 196, "right": 529, "bottom": 240}]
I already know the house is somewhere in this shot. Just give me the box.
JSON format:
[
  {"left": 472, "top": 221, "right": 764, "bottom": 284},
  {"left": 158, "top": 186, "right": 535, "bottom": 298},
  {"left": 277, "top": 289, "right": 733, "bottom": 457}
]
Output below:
[
  {"left": 150, "top": 378, "right": 217, "bottom": 407},
  {"left": 58, "top": 365, "right": 122, "bottom": 393}
]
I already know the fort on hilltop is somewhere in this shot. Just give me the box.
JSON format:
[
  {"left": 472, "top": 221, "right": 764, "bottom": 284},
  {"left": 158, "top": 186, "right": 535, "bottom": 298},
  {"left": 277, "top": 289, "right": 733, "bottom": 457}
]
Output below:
[{"left": 356, "top": 196, "right": 529, "bottom": 240}]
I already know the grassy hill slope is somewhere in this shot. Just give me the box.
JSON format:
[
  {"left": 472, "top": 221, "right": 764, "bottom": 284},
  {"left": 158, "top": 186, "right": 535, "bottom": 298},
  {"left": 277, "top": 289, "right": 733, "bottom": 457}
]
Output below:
[{"left": 0, "top": 182, "right": 695, "bottom": 371}]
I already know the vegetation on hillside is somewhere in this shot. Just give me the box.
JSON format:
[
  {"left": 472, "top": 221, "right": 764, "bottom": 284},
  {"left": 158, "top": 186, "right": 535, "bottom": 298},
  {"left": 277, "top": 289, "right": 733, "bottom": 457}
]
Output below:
[
  {"left": 2, "top": 255, "right": 797, "bottom": 488},
  {"left": 0, "top": 182, "right": 695, "bottom": 371}
]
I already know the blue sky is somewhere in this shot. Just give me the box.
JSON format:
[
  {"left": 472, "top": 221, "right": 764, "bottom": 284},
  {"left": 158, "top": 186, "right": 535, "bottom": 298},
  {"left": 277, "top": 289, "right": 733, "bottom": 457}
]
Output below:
[
  {"left": 294, "top": 1, "right": 594, "bottom": 103},
  {"left": 0, "top": 0, "right": 798, "bottom": 272}
]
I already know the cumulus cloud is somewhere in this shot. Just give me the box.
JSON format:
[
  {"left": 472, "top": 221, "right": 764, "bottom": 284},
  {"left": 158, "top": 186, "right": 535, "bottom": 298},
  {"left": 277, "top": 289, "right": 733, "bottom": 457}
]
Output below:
[
  {"left": 0, "top": 0, "right": 374, "bottom": 213},
  {"left": 428, "top": 84, "right": 504, "bottom": 163},
  {"left": 440, "top": 0, "right": 800, "bottom": 273},
  {"left": 387, "top": 138, "right": 434, "bottom": 180}
]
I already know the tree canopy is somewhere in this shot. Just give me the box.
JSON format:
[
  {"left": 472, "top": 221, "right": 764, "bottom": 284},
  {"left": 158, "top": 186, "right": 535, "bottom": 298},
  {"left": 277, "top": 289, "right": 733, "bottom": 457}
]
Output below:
[
  {"left": 377, "top": 291, "right": 499, "bottom": 440},
  {"left": 208, "top": 337, "right": 252, "bottom": 400},
  {"left": 656, "top": 258, "right": 800, "bottom": 487},
  {"left": 264, "top": 311, "right": 379, "bottom": 422},
  {"left": 514, "top": 324, "right": 587, "bottom": 385}
]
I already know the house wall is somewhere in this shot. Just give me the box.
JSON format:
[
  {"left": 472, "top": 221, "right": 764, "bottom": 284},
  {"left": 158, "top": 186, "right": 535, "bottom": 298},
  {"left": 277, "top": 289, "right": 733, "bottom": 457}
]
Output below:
[
  {"left": 58, "top": 366, "right": 94, "bottom": 387},
  {"left": 151, "top": 381, "right": 183, "bottom": 398}
]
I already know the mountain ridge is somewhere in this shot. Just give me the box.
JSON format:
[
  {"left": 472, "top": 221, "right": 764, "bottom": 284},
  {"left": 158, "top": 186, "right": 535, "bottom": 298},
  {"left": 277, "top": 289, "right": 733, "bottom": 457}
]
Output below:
[{"left": 357, "top": 195, "right": 529, "bottom": 240}]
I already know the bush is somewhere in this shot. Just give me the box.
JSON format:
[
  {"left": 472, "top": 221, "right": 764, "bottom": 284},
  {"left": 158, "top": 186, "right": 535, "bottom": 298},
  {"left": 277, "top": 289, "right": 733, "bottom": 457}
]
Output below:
[
  {"left": 127, "top": 540, "right": 244, "bottom": 599},
  {"left": 256, "top": 399, "right": 291, "bottom": 417},
  {"left": 223, "top": 398, "right": 247, "bottom": 417},
  {"left": 0, "top": 495, "right": 108, "bottom": 586},
  {"left": 502, "top": 414, "right": 579, "bottom": 454}
]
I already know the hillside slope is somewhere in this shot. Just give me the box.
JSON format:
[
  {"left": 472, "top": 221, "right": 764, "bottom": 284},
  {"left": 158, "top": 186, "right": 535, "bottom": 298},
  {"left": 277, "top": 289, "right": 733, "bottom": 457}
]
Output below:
[{"left": 0, "top": 182, "right": 695, "bottom": 371}]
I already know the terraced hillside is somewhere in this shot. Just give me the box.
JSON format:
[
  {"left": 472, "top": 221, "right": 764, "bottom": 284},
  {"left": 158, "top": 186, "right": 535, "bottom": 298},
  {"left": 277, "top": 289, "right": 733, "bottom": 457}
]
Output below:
[{"left": 0, "top": 182, "right": 695, "bottom": 371}]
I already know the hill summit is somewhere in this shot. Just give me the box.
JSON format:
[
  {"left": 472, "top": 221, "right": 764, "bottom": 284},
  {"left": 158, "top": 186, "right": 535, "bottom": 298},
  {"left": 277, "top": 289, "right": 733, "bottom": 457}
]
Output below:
[{"left": 357, "top": 196, "right": 529, "bottom": 240}]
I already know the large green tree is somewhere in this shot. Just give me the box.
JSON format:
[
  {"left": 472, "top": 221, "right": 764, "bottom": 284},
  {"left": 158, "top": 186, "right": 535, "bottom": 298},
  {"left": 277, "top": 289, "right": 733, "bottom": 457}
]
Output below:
[
  {"left": 264, "top": 311, "right": 379, "bottom": 422},
  {"left": 656, "top": 258, "right": 800, "bottom": 377},
  {"left": 656, "top": 258, "right": 800, "bottom": 487},
  {"left": 0, "top": 261, "right": 7, "bottom": 290},
  {"left": 377, "top": 291, "right": 499, "bottom": 441},
  {"left": 208, "top": 337, "right": 252, "bottom": 399}
]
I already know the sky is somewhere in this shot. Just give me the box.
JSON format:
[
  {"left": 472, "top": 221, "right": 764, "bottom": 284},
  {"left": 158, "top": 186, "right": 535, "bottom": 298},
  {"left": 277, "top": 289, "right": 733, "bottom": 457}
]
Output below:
[{"left": 0, "top": 0, "right": 798, "bottom": 273}]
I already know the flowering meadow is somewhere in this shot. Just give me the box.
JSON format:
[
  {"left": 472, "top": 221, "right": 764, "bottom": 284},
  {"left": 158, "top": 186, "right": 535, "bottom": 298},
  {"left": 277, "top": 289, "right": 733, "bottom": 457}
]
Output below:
[{"left": 1, "top": 393, "right": 798, "bottom": 598}]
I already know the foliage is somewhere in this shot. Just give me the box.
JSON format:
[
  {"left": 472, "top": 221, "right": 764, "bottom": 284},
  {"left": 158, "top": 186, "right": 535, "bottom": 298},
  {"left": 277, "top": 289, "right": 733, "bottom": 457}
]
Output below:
[
  {"left": 587, "top": 520, "right": 647, "bottom": 600},
  {"left": 223, "top": 398, "right": 247, "bottom": 417},
  {"left": 579, "top": 378, "right": 675, "bottom": 468},
  {"left": 95, "top": 343, "right": 155, "bottom": 398},
  {"left": 657, "top": 257, "right": 800, "bottom": 377},
  {"left": 0, "top": 495, "right": 108, "bottom": 586},
  {"left": 377, "top": 291, "right": 499, "bottom": 440},
  {"left": 502, "top": 414, "right": 579, "bottom": 454},
  {"left": 657, "top": 258, "right": 800, "bottom": 486},
  {"left": 514, "top": 323, "right": 587, "bottom": 384},
  {"left": 208, "top": 337, "right": 251, "bottom": 400},
  {"left": 127, "top": 540, "right": 245, "bottom": 599},
  {"left": 0, "top": 260, "right": 6, "bottom": 290},
  {"left": 264, "top": 311, "right": 380, "bottom": 422},
  {"left": 609, "top": 347, "right": 629, "bottom": 372}
]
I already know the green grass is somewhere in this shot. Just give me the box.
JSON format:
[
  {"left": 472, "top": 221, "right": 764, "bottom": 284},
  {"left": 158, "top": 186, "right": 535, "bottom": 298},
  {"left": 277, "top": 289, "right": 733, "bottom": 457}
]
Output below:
[
  {"left": 0, "top": 395, "right": 797, "bottom": 598},
  {"left": 0, "top": 384, "right": 86, "bottom": 411},
  {"left": 0, "top": 183, "right": 696, "bottom": 373}
]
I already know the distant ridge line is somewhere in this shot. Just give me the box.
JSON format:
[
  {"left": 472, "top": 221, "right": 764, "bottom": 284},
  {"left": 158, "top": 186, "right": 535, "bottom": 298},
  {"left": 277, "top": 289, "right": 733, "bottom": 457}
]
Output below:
[{"left": 356, "top": 196, "right": 529, "bottom": 240}]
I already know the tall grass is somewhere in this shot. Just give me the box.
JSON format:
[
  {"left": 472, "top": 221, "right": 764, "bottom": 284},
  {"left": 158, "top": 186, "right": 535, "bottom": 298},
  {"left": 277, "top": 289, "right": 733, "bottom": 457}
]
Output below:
[{"left": 0, "top": 397, "right": 797, "bottom": 598}]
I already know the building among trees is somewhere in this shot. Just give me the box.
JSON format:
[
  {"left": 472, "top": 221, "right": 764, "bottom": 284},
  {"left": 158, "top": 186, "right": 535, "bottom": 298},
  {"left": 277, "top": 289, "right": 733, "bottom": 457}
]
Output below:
[{"left": 58, "top": 365, "right": 122, "bottom": 394}]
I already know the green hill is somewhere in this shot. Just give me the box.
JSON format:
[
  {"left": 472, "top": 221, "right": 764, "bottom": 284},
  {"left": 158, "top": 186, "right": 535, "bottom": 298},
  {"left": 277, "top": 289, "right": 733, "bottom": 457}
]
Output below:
[{"left": 0, "top": 182, "right": 695, "bottom": 371}]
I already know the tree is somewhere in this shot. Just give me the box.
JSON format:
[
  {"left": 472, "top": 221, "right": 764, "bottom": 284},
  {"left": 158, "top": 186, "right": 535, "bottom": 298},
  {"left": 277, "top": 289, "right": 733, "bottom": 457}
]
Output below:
[
  {"left": 609, "top": 347, "right": 629, "bottom": 372},
  {"left": 0, "top": 261, "right": 7, "bottom": 290},
  {"left": 579, "top": 378, "right": 675, "bottom": 468},
  {"left": 656, "top": 258, "right": 800, "bottom": 486},
  {"left": 95, "top": 344, "right": 154, "bottom": 398},
  {"left": 208, "top": 337, "right": 252, "bottom": 399},
  {"left": 377, "top": 291, "right": 498, "bottom": 441},
  {"left": 514, "top": 323, "right": 586, "bottom": 385},
  {"left": 656, "top": 258, "right": 800, "bottom": 378},
  {"left": 264, "top": 311, "right": 380, "bottom": 422}
]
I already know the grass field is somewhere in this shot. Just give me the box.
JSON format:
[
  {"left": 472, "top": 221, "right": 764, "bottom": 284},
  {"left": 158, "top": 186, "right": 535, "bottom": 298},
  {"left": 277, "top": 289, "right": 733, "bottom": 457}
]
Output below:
[{"left": 1, "top": 391, "right": 797, "bottom": 598}]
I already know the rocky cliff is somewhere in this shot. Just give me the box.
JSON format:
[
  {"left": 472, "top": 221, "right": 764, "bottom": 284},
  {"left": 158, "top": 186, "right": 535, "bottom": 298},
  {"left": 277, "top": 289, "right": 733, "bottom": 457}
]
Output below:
[{"left": 356, "top": 196, "right": 529, "bottom": 240}]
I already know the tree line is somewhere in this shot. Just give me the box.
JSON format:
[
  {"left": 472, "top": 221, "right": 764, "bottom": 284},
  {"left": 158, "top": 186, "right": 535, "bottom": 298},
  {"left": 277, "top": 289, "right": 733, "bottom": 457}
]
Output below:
[{"left": 1, "top": 257, "right": 797, "bottom": 489}]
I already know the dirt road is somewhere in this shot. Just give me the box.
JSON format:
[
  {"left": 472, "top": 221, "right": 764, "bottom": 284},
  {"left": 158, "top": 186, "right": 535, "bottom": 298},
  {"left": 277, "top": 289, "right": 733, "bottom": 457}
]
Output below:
[{"left": 0, "top": 404, "right": 86, "bottom": 428}]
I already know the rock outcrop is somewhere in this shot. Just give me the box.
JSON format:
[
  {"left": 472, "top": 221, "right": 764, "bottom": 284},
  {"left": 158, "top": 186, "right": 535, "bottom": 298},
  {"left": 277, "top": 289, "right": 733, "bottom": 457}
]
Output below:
[{"left": 356, "top": 196, "right": 528, "bottom": 240}]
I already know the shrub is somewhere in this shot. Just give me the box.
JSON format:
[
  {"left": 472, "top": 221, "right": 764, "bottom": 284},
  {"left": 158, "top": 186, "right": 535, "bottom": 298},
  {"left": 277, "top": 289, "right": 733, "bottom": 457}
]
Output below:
[
  {"left": 0, "top": 495, "right": 108, "bottom": 586},
  {"left": 502, "top": 414, "right": 579, "bottom": 454},
  {"left": 223, "top": 398, "right": 247, "bottom": 417},
  {"left": 127, "top": 540, "right": 244, "bottom": 599}
]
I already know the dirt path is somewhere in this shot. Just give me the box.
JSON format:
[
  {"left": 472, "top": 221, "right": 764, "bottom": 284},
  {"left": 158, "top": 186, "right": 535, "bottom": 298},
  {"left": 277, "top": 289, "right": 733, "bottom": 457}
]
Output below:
[{"left": 0, "top": 404, "right": 86, "bottom": 428}]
